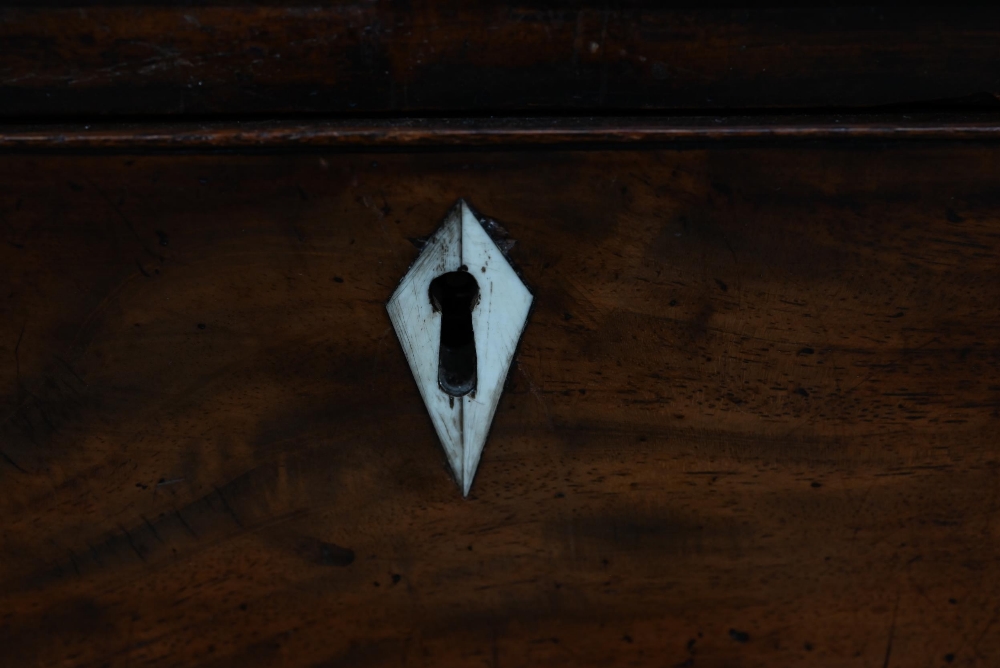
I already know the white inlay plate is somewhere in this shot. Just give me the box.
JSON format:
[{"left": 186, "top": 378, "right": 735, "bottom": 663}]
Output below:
[{"left": 386, "top": 200, "right": 532, "bottom": 496}]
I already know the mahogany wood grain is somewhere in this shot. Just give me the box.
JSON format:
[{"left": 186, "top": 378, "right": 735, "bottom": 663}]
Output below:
[
  {"left": 1, "top": 144, "right": 999, "bottom": 666},
  {"left": 3, "top": 6, "right": 1000, "bottom": 117}
]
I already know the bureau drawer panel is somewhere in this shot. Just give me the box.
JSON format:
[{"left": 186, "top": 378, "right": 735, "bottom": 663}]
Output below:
[
  {"left": 3, "top": 6, "right": 1000, "bottom": 117},
  {"left": 1, "top": 144, "right": 998, "bottom": 665}
]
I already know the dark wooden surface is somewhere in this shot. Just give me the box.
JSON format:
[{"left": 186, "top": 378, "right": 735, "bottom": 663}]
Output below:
[
  {"left": 4, "top": 6, "right": 1000, "bottom": 117},
  {"left": 10, "top": 114, "right": 1000, "bottom": 151},
  {"left": 2, "top": 143, "right": 1000, "bottom": 666}
]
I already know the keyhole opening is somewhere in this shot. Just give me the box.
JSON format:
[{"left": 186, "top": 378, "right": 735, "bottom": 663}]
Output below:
[{"left": 429, "top": 270, "right": 480, "bottom": 397}]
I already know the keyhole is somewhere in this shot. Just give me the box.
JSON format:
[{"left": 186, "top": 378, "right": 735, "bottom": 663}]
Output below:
[{"left": 429, "top": 269, "right": 480, "bottom": 397}]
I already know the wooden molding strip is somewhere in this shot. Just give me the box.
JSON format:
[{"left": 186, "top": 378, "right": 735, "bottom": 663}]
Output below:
[{"left": 3, "top": 116, "right": 1000, "bottom": 152}]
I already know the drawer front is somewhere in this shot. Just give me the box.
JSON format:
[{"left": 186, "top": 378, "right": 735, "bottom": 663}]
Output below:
[
  {"left": 2, "top": 144, "right": 998, "bottom": 666},
  {"left": 2, "top": 7, "right": 1000, "bottom": 117}
]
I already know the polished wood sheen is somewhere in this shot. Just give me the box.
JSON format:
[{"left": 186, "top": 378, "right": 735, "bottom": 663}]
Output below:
[
  {"left": 2, "top": 143, "right": 999, "bottom": 666},
  {"left": 6, "top": 114, "right": 1000, "bottom": 151}
]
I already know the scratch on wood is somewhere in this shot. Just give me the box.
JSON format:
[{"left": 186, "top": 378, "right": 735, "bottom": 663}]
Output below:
[
  {"left": 0, "top": 449, "right": 27, "bottom": 473},
  {"left": 882, "top": 591, "right": 900, "bottom": 668},
  {"left": 53, "top": 355, "right": 87, "bottom": 387},
  {"left": 86, "top": 540, "right": 104, "bottom": 567},
  {"left": 175, "top": 509, "right": 198, "bottom": 538},
  {"left": 120, "top": 525, "right": 146, "bottom": 563},
  {"left": 14, "top": 320, "right": 25, "bottom": 384},
  {"left": 214, "top": 486, "right": 244, "bottom": 528},
  {"left": 142, "top": 515, "right": 164, "bottom": 543},
  {"left": 518, "top": 363, "right": 554, "bottom": 430},
  {"left": 86, "top": 177, "right": 163, "bottom": 261}
]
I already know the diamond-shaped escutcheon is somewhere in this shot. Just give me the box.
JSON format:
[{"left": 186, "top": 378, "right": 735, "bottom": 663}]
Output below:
[{"left": 387, "top": 200, "right": 532, "bottom": 496}]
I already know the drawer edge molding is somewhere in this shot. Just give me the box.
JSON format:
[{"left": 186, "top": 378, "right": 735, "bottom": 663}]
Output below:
[{"left": 4, "top": 115, "right": 1000, "bottom": 153}]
